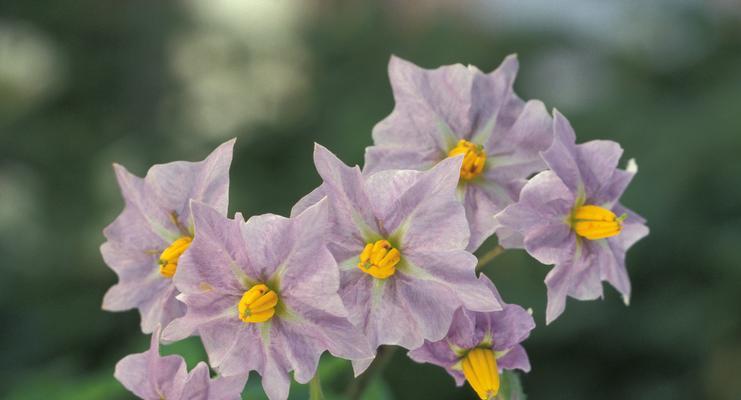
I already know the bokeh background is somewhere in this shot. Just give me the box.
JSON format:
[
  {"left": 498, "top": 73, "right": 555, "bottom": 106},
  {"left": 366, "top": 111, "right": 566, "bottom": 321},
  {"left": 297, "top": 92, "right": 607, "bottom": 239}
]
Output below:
[{"left": 1, "top": 1, "right": 740, "bottom": 399}]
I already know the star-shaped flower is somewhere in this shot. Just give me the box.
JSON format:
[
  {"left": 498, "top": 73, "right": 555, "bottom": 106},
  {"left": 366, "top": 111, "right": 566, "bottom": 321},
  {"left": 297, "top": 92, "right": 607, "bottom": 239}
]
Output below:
[
  {"left": 364, "top": 55, "right": 553, "bottom": 251},
  {"left": 493, "top": 111, "right": 649, "bottom": 323},
  {"left": 292, "top": 145, "right": 501, "bottom": 374},
  {"left": 162, "top": 200, "right": 372, "bottom": 400},
  {"left": 114, "top": 326, "right": 245, "bottom": 400},
  {"left": 101, "top": 140, "right": 235, "bottom": 333},
  {"left": 409, "top": 276, "right": 535, "bottom": 400}
]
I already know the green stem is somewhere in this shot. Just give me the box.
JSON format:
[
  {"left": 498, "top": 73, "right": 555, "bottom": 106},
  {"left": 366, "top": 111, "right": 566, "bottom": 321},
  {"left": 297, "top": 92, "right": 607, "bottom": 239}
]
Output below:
[
  {"left": 345, "top": 346, "right": 397, "bottom": 399},
  {"left": 476, "top": 245, "right": 505, "bottom": 271},
  {"left": 309, "top": 373, "right": 325, "bottom": 400}
]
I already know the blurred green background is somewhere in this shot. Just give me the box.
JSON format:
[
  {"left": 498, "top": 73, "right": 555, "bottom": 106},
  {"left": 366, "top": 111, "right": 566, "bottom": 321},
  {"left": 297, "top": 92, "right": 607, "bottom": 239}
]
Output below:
[{"left": 1, "top": 1, "right": 740, "bottom": 399}]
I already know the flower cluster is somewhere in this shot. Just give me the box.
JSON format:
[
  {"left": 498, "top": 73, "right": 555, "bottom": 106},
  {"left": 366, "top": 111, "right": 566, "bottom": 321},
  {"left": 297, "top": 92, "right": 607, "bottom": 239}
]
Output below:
[
  {"left": 102, "top": 55, "right": 647, "bottom": 400},
  {"left": 115, "top": 326, "right": 246, "bottom": 400}
]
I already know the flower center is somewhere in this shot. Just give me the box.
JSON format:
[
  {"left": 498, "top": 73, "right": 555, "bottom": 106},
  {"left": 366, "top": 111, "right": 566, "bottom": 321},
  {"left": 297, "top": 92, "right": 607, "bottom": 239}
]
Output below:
[
  {"left": 238, "top": 284, "right": 279, "bottom": 323},
  {"left": 447, "top": 139, "right": 486, "bottom": 180},
  {"left": 571, "top": 205, "right": 625, "bottom": 240},
  {"left": 462, "top": 348, "right": 500, "bottom": 400},
  {"left": 358, "top": 240, "right": 400, "bottom": 279},
  {"left": 158, "top": 236, "right": 192, "bottom": 278}
]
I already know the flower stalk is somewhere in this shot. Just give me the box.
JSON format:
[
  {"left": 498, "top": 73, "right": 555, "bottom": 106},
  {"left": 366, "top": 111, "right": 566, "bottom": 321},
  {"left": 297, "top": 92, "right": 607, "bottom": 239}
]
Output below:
[{"left": 476, "top": 245, "right": 505, "bottom": 270}]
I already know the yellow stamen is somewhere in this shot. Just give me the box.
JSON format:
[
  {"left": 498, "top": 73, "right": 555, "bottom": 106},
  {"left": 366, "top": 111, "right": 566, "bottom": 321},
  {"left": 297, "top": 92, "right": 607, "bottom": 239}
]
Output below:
[
  {"left": 572, "top": 205, "right": 624, "bottom": 240},
  {"left": 158, "top": 236, "right": 192, "bottom": 278},
  {"left": 238, "top": 284, "right": 279, "bottom": 323},
  {"left": 447, "top": 139, "right": 487, "bottom": 180},
  {"left": 462, "top": 348, "right": 500, "bottom": 400},
  {"left": 357, "top": 240, "right": 400, "bottom": 279}
]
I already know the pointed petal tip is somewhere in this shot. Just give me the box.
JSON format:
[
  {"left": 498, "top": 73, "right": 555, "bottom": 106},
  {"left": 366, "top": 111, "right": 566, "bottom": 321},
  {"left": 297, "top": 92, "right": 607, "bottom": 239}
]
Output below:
[
  {"left": 502, "top": 53, "right": 520, "bottom": 66},
  {"left": 214, "top": 137, "right": 237, "bottom": 151},
  {"left": 160, "top": 320, "right": 185, "bottom": 344},
  {"left": 550, "top": 109, "right": 577, "bottom": 147},
  {"left": 351, "top": 357, "right": 376, "bottom": 377},
  {"left": 101, "top": 285, "right": 129, "bottom": 312},
  {"left": 313, "top": 143, "right": 357, "bottom": 174},
  {"left": 111, "top": 162, "right": 133, "bottom": 179},
  {"left": 388, "top": 54, "right": 414, "bottom": 69},
  {"left": 626, "top": 158, "right": 638, "bottom": 174},
  {"left": 544, "top": 298, "right": 564, "bottom": 326},
  {"left": 552, "top": 108, "right": 567, "bottom": 123},
  {"left": 436, "top": 153, "right": 464, "bottom": 173},
  {"left": 312, "top": 142, "right": 333, "bottom": 163}
]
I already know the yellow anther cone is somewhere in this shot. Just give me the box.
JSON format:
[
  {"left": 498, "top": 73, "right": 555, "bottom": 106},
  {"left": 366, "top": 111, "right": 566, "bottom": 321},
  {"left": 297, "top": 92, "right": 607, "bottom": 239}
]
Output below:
[
  {"left": 358, "top": 240, "right": 400, "bottom": 279},
  {"left": 238, "top": 284, "right": 279, "bottom": 323},
  {"left": 448, "top": 139, "right": 487, "bottom": 180},
  {"left": 572, "top": 205, "right": 623, "bottom": 240},
  {"left": 158, "top": 236, "right": 192, "bottom": 278},
  {"left": 462, "top": 348, "right": 500, "bottom": 400}
]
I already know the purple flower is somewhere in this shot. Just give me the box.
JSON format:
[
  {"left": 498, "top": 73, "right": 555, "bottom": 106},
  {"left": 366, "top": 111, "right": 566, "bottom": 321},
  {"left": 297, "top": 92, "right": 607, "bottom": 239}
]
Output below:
[
  {"left": 161, "top": 200, "right": 372, "bottom": 400},
  {"left": 364, "top": 55, "right": 553, "bottom": 251},
  {"left": 114, "top": 326, "right": 245, "bottom": 400},
  {"left": 408, "top": 276, "right": 534, "bottom": 400},
  {"left": 101, "top": 140, "right": 235, "bottom": 333},
  {"left": 493, "top": 111, "right": 649, "bottom": 324},
  {"left": 292, "top": 145, "right": 501, "bottom": 374}
]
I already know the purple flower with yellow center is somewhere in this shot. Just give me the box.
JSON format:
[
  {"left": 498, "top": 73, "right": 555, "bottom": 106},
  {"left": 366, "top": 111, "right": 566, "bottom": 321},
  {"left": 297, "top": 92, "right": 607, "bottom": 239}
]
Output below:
[
  {"left": 291, "top": 145, "right": 501, "bottom": 374},
  {"left": 364, "top": 55, "right": 553, "bottom": 251},
  {"left": 161, "top": 200, "right": 372, "bottom": 400},
  {"left": 493, "top": 111, "right": 649, "bottom": 323},
  {"left": 101, "top": 140, "right": 235, "bottom": 333},
  {"left": 114, "top": 326, "right": 246, "bottom": 400},
  {"left": 409, "top": 276, "right": 535, "bottom": 400}
]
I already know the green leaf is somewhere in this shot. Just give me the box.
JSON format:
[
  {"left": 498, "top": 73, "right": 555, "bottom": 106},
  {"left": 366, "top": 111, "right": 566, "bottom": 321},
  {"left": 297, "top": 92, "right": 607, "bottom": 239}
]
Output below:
[
  {"left": 309, "top": 375, "right": 326, "bottom": 400},
  {"left": 496, "top": 370, "right": 526, "bottom": 400},
  {"left": 359, "top": 377, "right": 394, "bottom": 400}
]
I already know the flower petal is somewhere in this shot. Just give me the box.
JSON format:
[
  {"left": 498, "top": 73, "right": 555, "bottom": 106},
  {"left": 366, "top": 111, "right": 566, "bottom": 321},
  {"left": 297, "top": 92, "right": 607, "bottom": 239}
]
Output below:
[
  {"left": 114, "top": 327, "right": 188, "bottom": 399},
  {"left": 373, "top": 56, "right": 474, "bottom": 151},
  {"left": 146, "top": 139, "right": 234, "bottom": 226},
  {"left": 463, "top": 181, "right": 520, "bottom": 252},
  {"left": 470, "top": 54, "right": 524, "bottom": 145},
  {"left": 402, "top": 250, "right": 501, "bottom": 312},
  {"left": 544, "top": 243, "right": 604, "bottom": 324},
  {"left": 497, "top": 344, "right": 531, "bottom": 372},
  {"left": 484, "top": 100, "right": 551, "bottom": 182},
  {"left": 313, "top": 144, "right": 380, "bottom": 258},
  {"left": 110, "top": 163, "right": 180, "bottom": 242},
  {"left": 161, "top": 290, "right": 237, "bottom": 343},
  {"left": 177, "top": 202, "right": 252, "bottom": 293},
  {"left": 289, "top": 184, "right": 326, "bottom": 217},
  {"left": 363, "top": 145, "right": 440, "bottom": 175},
  {"left": 599, "top": 212, "right": 650, "bottom": 304},
  {"left": 493, "top": 170, "right": 574, "bottom": 264},
  {"left": 279, "top": 199, "right": 341, "bottom": 300},
  {"left": 576, "top": 139, "right": 624, "bottom": 197},
  {"left": 541, "top": 110, "right": 582, "bottom": 194},
  {"left": 592, "top": 159, "right": 638, "bottom": 207},
  {"left": 379, "top": 157, "right": 468, "bottom": 251},
  {"left": 241, "top": 212, "right": 293, "bottom": 282}
]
